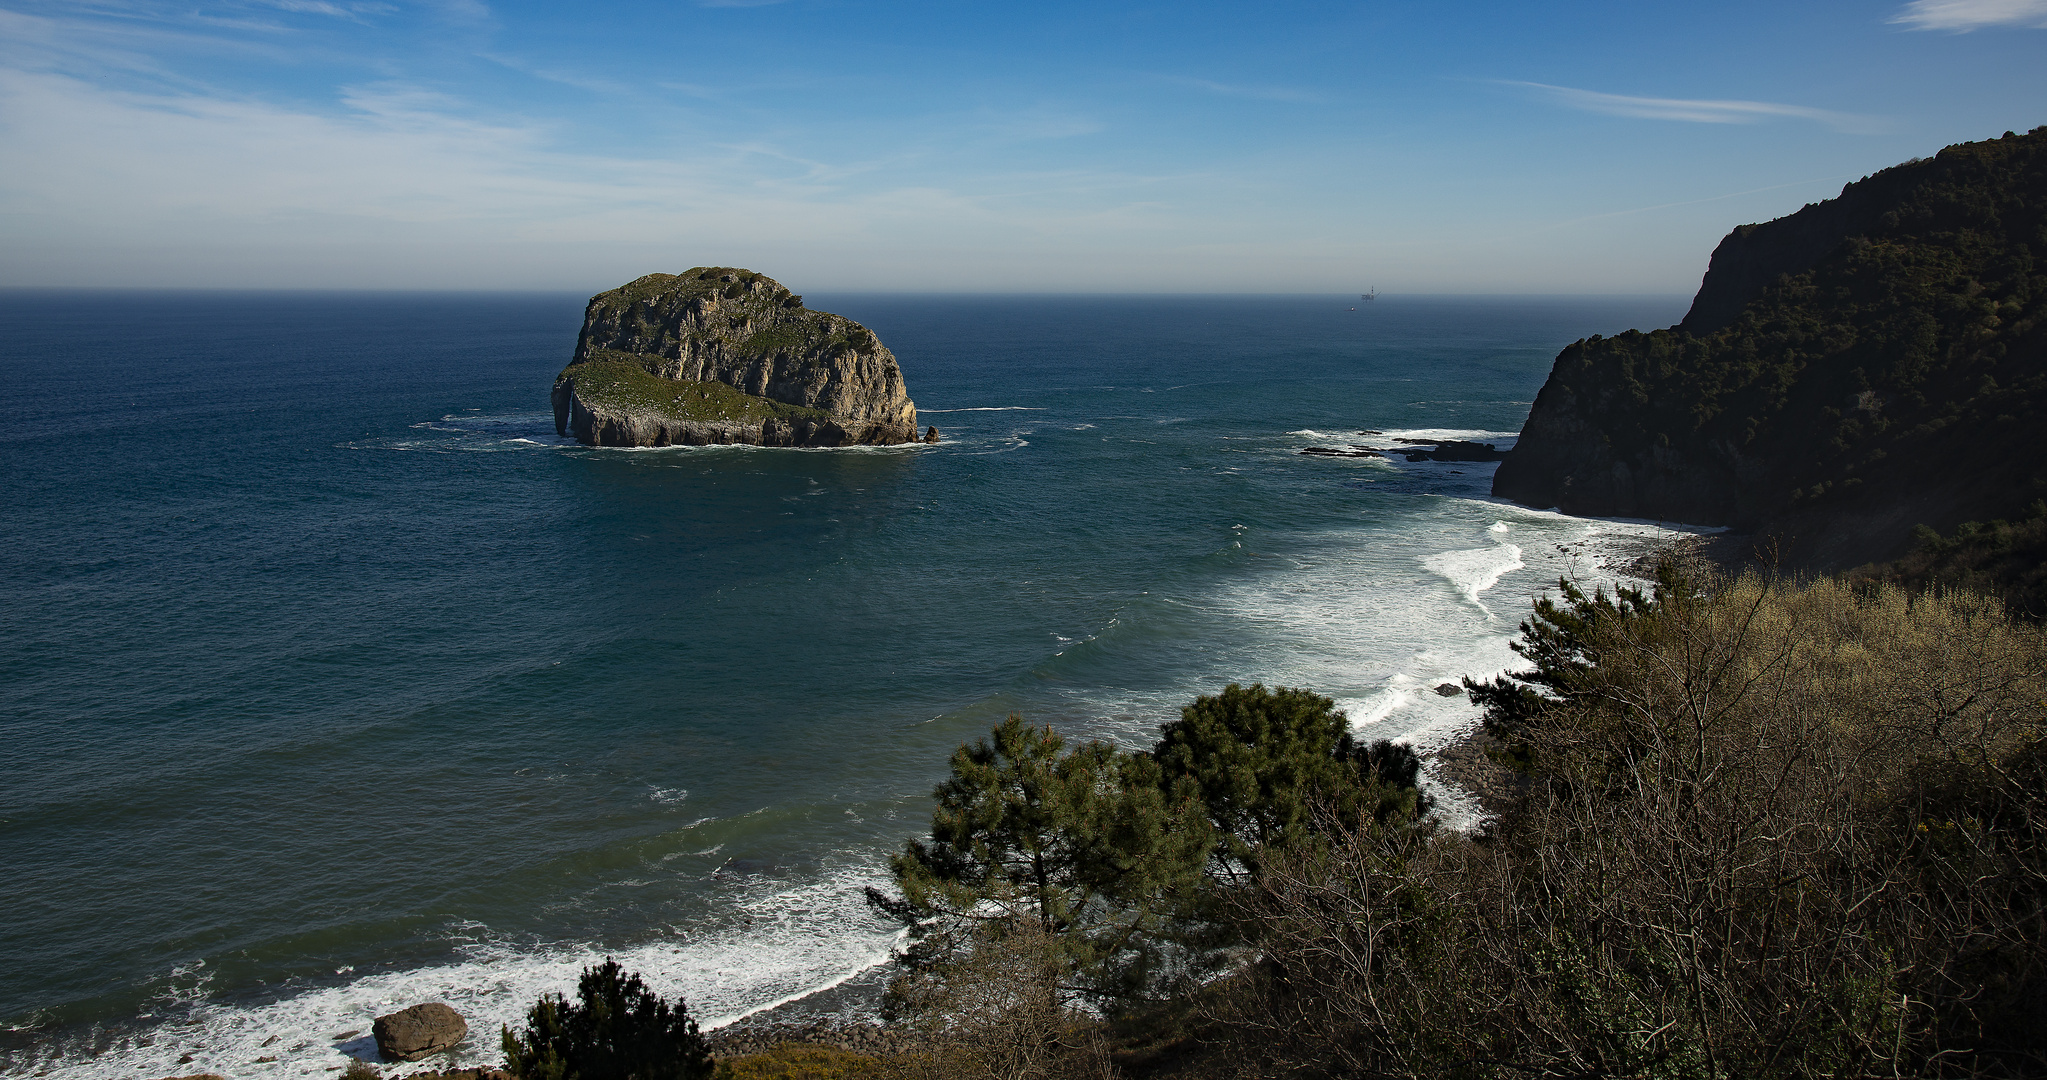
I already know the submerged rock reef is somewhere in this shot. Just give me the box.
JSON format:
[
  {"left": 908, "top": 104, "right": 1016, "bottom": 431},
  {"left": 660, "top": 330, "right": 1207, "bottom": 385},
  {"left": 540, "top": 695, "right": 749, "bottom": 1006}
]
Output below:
[
  {"left": 552, "top": 269, "right": 922, "bottom": 447},
  {"left": 1299, "top": 436, "right": 1508, "bottom": 461}
]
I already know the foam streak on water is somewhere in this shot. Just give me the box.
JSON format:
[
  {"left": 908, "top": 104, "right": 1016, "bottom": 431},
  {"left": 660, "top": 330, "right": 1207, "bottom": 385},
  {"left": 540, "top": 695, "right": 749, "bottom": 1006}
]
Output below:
[{"left": 1422, "top": 542, "right": 1525, "bottom": 611}]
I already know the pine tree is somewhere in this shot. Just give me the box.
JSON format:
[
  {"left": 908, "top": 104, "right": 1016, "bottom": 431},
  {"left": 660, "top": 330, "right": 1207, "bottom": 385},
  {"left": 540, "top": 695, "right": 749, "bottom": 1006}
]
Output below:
[
  {"left": 879, "top": 715, "right": 1213, "bottom": 1003},
  {"left": 502, "top": 960, "right": 712, "bottom": 1080},
  {"left": 1154, "top": 683, "right": 1401, "bottom": 879}
]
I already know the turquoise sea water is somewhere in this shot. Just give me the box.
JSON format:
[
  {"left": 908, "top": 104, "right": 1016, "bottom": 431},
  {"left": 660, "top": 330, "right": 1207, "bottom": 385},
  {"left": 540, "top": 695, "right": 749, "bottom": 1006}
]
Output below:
[{"left": 0, "top": 291, "right": 1690, "bottom": 1077}]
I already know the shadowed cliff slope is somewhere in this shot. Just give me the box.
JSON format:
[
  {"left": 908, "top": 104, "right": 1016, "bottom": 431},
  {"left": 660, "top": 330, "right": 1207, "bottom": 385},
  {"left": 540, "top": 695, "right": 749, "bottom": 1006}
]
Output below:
[
  {"left": 1495, "top": 127, "right": 2047, "bottom": 570},
  {"left": 552, "top": 268, "right": 920, "bottom": 447}
]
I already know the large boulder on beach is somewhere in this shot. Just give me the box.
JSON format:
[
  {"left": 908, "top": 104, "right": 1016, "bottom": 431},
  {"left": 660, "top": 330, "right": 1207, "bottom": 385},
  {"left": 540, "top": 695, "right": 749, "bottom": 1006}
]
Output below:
[
  {"left": 551, "top": 268, "right": 921, "bottom": 448},
  {"left": 374, "top": 1002, "right": 469, "bottom": 1062}
]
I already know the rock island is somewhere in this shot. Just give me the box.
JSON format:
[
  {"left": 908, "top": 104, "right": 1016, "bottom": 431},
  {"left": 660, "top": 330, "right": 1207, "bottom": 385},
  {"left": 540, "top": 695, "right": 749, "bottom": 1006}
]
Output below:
[{"left": 552, "top": 268, "right": 926, "bottom": 447}]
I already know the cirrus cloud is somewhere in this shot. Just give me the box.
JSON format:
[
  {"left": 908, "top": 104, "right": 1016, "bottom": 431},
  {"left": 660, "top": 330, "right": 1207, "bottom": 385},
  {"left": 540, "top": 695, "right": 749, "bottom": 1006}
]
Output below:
[
  {"left": 1890, "top": 0, "right": 2047, "bottom": 30},
  {"left": 1503, "top": 81, "right": 1881, "bottom": 133}
]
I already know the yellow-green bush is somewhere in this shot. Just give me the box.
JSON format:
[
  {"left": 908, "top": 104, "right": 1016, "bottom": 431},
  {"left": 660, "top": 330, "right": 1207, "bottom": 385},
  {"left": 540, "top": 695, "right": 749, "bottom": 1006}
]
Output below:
[{"left": 711, "top": 1043, "right": 884, "bottom": 1080}]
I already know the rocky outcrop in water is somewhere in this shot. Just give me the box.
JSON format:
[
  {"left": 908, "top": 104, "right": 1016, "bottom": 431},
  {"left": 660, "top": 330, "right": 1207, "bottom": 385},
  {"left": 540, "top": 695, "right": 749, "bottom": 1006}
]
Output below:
[
  {"left": 1494, "top": 128, "right": 2047, "bottom": 569},
  {"left": 1298, "top": 439, "right": 1505, "bottom": 461},
  {"left": 1389, "top": 439, "right": 1506, "bottom": 462},
  {"left": 552, "top": 269, "right": 920, "bottom": 448}
]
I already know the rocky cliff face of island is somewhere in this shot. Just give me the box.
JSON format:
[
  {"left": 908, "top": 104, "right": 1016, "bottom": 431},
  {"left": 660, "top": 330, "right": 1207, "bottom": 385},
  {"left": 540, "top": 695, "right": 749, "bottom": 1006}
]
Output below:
[
  {"left": 1495, "top": 127, "right": 2047, "bottom": 569},
  {"left": 553, "top": 269, "right": 921, "bottom": 447}
]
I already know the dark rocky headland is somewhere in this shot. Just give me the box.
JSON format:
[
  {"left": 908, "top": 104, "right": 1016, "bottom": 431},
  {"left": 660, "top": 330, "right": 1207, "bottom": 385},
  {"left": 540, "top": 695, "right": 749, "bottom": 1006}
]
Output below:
[
  {"left": 1496, "top": 127, "right": 2047, "bottom": 577},
  {"left": 552, "top": 268, "right": 922, "bottom": 448}
]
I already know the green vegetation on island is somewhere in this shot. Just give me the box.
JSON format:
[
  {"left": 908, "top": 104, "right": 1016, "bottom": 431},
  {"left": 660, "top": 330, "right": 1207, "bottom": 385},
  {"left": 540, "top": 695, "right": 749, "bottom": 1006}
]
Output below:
[
  {"left": 566, "top": 352, "right": 835, "bottom": 426},
  {"left": 552, "top": 267, "right": 920, "bottom": 447},
  {"left": 571, "top": 268, "right": 881, "bottom": 371}
]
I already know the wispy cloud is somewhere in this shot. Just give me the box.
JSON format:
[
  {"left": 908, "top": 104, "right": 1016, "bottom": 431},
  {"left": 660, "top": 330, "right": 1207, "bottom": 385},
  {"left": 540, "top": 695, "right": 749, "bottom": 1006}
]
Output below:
[
  {"left": 1890, "top": 0, "right": 2047, "bottom": 29},
  {"left": 1157, "top": 75, "right": 1321, "bottom": 104},
  {"left": 252, "top": 0, "right": 397, "bottom": 20},
  {"left": 0, "top": 67, "right": 1203, "bottom": 288},
  {"left": 1503, "top": 81, "right": 1879, "bottom": 133},
  {"left": 0, "top": 5, "right": 293, "bottom": 87}
]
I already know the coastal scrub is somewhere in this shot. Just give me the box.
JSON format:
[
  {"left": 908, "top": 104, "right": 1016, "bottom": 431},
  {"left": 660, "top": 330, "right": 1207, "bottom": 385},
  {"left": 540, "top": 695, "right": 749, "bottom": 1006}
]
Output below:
[
  {"left": 566, "top": 353, "right": 834, "bottom": 426},
  {"left": 1212, "top": 566, "right": 2047, "bottom": 1078}
]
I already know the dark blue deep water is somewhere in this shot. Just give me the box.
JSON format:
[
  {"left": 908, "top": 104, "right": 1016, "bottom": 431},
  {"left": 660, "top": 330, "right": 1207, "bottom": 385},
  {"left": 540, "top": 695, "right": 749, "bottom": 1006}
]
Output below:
[{"left": 0, "top": 290, "right": 1688, "bottom": 1076}]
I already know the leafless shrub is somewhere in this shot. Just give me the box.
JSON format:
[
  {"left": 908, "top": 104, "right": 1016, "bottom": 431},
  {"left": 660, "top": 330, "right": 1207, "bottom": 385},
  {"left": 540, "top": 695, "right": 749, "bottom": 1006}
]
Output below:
[
  {"left": 883, "top": 917, "right": 1114, "bottom": 1080},
  {"left": 1214, "top": 573, "right": 2047, "bottom": 1079}
]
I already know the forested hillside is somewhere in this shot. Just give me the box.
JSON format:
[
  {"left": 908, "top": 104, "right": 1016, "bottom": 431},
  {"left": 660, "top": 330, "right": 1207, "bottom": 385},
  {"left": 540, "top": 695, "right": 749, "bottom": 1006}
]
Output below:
[{"left": 1496, "top": 127, "right": 2047, "bottom": 577}]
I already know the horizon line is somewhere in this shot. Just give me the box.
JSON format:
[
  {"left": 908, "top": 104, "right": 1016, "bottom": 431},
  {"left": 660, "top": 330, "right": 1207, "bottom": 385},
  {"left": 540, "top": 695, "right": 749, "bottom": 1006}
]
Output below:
[{"left": 0, "top": 285, "right": 1695, "bottom": 298}]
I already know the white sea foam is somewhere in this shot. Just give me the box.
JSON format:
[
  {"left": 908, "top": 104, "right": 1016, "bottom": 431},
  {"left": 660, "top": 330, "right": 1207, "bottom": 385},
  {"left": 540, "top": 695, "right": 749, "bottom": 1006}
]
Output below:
[
  {"left": 1422, "top": 543, "right": 1525, "bottom": 611},
  {"left": 1286, "top": 427, "right": 1517, "bottom": 447},
  {"left": 1101, "top": 495, "right": 1702, "bottom": 829},
  {"left": 348, "top": 413, "right": 575, "bottom": 454},
  {"left": 952, "top": 436, "right": 1030, "bottom": 455},
  {"left": 1369, "top": 427, "right": 1519, "bottom": 444},
  {"left": 604, "top": 441, "right": 926, "bottom": 456},
  {"left": 15, "top": 866, "right": 905, "bottom": 1080}
]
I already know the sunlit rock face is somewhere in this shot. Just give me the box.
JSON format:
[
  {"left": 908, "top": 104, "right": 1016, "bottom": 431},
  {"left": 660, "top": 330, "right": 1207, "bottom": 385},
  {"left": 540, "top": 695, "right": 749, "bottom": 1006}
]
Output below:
[{"left": 552, "top": 268, "right": 919, "bottom": 448}]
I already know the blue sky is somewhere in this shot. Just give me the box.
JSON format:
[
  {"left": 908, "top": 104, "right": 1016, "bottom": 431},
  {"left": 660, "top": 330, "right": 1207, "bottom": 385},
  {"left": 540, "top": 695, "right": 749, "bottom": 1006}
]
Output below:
[{"left": 0, "top": 0, "right": 2042, "bottom": 291}]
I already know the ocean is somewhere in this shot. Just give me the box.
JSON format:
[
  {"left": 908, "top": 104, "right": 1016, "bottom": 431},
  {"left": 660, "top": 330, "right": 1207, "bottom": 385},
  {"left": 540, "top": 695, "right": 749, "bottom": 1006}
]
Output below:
[{"left": 0, "top": 290, "right": 1694, "bottom": 1077}]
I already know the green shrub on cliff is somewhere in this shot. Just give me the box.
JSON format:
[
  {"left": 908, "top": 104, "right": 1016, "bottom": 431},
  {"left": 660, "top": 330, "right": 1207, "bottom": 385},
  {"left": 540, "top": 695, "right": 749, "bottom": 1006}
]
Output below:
[
  {"left": 1866, "top": 500, "right": 2047, "bottom": 617},
  {"left": 503, "top": 960, "right": 713, "bottom": 1080}
]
